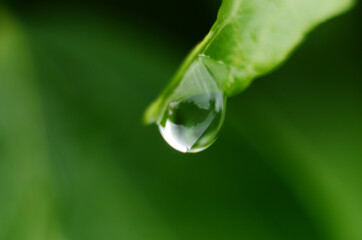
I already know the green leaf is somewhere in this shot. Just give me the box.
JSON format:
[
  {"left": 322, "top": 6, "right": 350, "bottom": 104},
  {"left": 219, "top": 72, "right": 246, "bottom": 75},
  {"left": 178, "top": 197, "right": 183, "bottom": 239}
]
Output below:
[{"left": 144, "top": 0, "right": 355, "bottom": 124}]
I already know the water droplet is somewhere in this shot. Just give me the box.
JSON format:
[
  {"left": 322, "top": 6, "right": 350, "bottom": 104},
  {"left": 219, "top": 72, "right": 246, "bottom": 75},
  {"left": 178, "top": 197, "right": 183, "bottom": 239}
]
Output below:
[
  {"left": 157, "top": 55, "right": 226, "bottom": 153},
  {"left": 159, "top": 92, "right": 225, "bottom": 153}
]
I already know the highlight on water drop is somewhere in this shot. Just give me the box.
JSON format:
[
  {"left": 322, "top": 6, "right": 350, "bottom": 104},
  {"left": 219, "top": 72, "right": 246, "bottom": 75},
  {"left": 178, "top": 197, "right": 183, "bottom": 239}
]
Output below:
[{"left": 157, "top": 55, "right": 227, "bottom": 153}]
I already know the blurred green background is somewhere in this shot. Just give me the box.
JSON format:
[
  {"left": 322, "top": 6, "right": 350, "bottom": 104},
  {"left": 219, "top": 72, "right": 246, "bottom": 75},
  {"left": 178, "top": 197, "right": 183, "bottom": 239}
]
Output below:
[{"left": 0, "top": 1, "right": 361, "bottom": 240}]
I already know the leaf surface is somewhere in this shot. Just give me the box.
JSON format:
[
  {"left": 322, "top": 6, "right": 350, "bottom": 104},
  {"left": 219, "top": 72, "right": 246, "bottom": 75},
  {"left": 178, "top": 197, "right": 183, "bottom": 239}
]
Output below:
[{"left": 144, "top": 0, "right": 355, "bottom": 124}]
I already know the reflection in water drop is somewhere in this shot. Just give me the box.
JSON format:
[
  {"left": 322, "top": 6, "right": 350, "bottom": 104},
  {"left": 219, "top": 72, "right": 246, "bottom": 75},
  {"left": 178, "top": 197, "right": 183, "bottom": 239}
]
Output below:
[
  {"left": 159, "top": 92, "right": 225, "bottom": 153},
  {"left": 157, "top": 56, "right": 226, "bottom": 153}
]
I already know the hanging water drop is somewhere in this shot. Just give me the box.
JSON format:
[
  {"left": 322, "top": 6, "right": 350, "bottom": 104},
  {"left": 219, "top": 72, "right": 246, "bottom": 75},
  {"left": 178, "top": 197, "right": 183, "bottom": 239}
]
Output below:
[
  {"left": 157, "top": 55, "right": 227, "bottom": 153},
  {"left": 159, "top": 92, "right": 225, "bottom": 153}
]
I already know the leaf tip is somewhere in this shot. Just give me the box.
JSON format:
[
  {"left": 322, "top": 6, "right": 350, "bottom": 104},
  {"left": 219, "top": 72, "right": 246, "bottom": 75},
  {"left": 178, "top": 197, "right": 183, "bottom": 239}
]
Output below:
[{"left": 143, "top": 98, "right": 163, "bottom": 125}]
